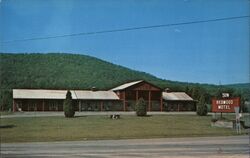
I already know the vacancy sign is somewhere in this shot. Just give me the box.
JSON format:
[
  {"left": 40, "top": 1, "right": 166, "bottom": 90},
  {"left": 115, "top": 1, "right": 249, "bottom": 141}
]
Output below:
[{"left": 212, "top": 97, "right": 240, "bottom": 113}]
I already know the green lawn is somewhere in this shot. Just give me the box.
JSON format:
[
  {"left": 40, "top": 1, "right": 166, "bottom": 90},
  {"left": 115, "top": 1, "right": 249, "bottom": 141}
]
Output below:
[
  {"left": 0, "top": 115, "right": 241, "bottom": 143},
  {"left": 0, "top": 111, "right": 13, "bottom": 116}
]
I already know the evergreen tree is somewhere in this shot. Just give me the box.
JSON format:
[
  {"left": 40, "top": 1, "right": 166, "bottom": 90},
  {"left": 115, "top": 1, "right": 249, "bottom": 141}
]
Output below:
[
  {"left": 136, "top": 98, "right": 147, "bottom": 116},
  {"left": 191, "top": 87, "right": 200, "bottom": 100},
  {"left": 185, "top": 86, "right": 190, "bottom": 95},
  {"left": 196, "top": 95, "right": 208, "bottom": 116},
  {"left": 63, "top": 90, "right": 75, "bottom": 118}
]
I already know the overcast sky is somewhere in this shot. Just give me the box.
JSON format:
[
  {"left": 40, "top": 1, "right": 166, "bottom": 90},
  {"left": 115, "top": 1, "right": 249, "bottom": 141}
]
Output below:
[{"left": 0, "top": 0, "right": 249, "bottom": 84}]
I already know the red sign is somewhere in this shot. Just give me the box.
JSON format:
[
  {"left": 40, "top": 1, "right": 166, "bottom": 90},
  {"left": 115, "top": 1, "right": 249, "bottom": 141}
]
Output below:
[{"left": 212, "top": 97, "right": 240, "bottom": 113}]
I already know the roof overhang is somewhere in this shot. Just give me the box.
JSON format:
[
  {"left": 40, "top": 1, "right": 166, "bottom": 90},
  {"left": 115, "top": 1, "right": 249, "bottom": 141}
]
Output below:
[
  {"left": 13, "top": 89, "right": 119, "bottom": 100},
  {"left": 162, "top": 92, "right": 194, "bottom": 101}
]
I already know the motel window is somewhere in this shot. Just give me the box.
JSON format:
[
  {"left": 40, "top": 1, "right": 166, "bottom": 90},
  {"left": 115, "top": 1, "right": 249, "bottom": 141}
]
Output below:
[{"left": 49, "top": 101, "right": 58, "bottom": 111}]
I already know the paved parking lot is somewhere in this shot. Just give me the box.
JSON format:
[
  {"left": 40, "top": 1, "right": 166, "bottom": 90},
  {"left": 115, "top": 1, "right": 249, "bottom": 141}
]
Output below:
[{"left": 1, "top": 135, "right": 249, "bottom": 158}]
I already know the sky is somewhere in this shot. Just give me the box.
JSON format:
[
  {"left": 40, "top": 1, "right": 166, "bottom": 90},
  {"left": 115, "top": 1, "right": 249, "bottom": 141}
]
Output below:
[{"left": 0, "top": 0, "right": 249, "bottom": 85}]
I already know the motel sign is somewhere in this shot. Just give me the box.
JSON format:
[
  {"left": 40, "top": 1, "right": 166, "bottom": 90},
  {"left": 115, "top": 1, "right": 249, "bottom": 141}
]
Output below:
[{"left": 212, "top": 97, "right": 240, "bottom": 113}]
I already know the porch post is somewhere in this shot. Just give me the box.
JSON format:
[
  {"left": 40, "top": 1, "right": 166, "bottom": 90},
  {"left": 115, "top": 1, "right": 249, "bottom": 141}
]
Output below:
[
  {"left": 100, "top": 101, "right": 103, "bottom": 111},
  {"left": 136, "top": 90, "right": 138, "bottom": 102},
  {"left": 42, "top": 100, "right": 45, "bottom": 111},
  {"left": 148, "top": 91, "right": 151, "bottom": 111},
  {"left": 78, "top": 101, "right": 81, "bottom": 112},
  {"left": 12, "top": 99, "right": 15, "bottom": 112},
  {"left": 123, "top": 91, "right": 126, "bottom": 111},
  {"left": 160, "top": 96, "right": 163, "bottom": 112}
]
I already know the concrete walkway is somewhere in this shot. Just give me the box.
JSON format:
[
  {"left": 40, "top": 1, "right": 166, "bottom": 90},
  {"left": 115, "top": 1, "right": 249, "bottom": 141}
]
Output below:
[{"left": 0, "top": 111, "right": 199, "bottom": 118}]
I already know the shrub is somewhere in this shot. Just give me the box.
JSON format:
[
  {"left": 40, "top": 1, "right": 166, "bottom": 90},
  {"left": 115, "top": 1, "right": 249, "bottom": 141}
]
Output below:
[
  {"left": 136, "top": 98, "right": 147, "bottom": 116},
  {"left": 63, "top": 90, "right": 75, "bottom": 118},
  {"left": 197, "top": 104, "right": 208, "bottom": 116},
  {"left": 196, "top": 95, "right": 208, "bottom": 116}
]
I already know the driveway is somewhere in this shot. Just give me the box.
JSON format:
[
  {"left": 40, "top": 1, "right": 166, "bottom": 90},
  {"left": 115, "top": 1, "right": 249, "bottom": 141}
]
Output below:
[{"left": 1, "top": 135, "right": 249, "bottom": 158}]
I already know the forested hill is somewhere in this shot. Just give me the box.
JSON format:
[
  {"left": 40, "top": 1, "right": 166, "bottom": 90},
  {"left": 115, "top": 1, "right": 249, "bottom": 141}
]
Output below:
[
  {"left": 226, "top": 83, "right": 250, "bottom": 90},
  {"left": 225, "top": 83, "right": 250, "bottom": 99},
  {"left": 0, "top": 53, "right": 249, "bottom": 110},
  {"left": 0, "top": 53, "right": 186, "bottom": 90}
]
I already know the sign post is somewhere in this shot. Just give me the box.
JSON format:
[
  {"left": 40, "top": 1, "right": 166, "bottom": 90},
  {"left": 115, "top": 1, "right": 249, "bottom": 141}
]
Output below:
[{"left": 234, "top": 107, "right": 241, "bottom": 134}]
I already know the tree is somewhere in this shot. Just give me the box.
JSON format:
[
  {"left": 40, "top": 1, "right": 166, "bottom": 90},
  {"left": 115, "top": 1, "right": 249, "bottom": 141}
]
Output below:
[
  {"left": 191, "top": 87, "right": 200, "bottom": 100},
  {"left": 63, "top": 90, "right": 75, "bottom": 118},
  {"left": 196, "top": 95, "right": 208, "bottom": 116},
  {"left": 136, "top": 98, "right": 147, "bottom": 116},
  {"left": 0, "top": 90, "right": 12, "bottom": 111},
  {"left": 185, "top": 86, "right": 190, "bottom": 95}
]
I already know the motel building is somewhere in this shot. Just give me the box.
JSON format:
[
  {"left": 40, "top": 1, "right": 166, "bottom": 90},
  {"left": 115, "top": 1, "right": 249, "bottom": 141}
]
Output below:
[{"left": 12, "top": 80, "right": 196, "bottom": 112}]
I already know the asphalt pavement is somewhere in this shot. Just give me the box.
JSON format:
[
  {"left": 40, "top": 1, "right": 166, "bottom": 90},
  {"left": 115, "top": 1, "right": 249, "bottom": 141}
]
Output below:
[{"left": 1, "top": 135, "right": 249, "bottom": 158}]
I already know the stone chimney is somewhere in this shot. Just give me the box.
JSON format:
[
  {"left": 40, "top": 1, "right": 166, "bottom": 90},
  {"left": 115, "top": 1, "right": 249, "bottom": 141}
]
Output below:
[
  {"left": 164, "top": 88, "right": 171, "bottom": 93},
  {"left": 91, "top": 87, "right": 97, "bottom": 91}
]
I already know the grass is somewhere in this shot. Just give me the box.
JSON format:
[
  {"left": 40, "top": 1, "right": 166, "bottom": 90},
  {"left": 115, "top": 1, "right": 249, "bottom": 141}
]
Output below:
[
  {"left": 0, "top": 115, "right": 243, "bottom": 143},
  {"left": 0, "top": 111, "right": 13, "bottom": 116}
]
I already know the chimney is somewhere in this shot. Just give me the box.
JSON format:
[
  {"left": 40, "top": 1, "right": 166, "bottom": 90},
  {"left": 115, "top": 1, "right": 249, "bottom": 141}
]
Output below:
[
  {"left": 164, "top": 88, "right": 171, "bottom": 93},
  {"left": 91, "top": 87, "right": 97, "bottom": 91}
]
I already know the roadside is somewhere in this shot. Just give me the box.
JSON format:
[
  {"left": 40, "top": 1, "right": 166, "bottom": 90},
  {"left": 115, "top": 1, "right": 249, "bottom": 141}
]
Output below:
[{"left": 1, "top": 135, "right": 249, "bottom": 158}]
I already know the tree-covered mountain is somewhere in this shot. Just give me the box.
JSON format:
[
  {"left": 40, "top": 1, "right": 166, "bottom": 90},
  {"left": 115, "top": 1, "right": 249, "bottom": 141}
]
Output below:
[
  {"left": 225, "top": 83, "right": 250, "bottom": 102},
  {"left": 0, "top": 53, "right": 182, "bottom": 90},
  {"left": 0, "top": 53, "right": 248, "bottom": 110},
  {"left": 226, "top": 83, "right": 250, "bottom": 90}
]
